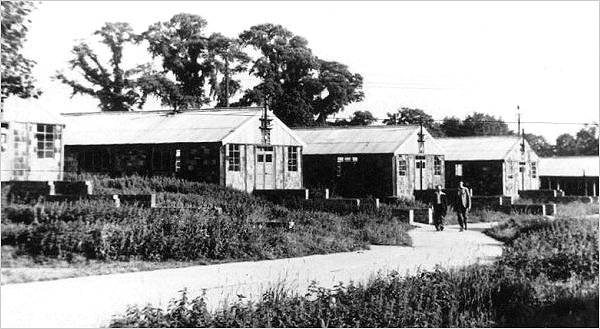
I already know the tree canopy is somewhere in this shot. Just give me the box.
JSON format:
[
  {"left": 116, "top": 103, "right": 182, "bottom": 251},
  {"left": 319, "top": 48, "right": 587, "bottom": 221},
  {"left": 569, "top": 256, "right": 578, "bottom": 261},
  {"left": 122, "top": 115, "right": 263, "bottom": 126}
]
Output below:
[
  {"left": 142, "top": 13, "right": 213, "bottom": 109},
  {"left": 332, "top": 110, "right": 376, "bottom": 126},
  {"left": 55, "top": 22, "right": 146, "bottom": 111},
  {"left": 383, "top": 107, "right": 444, "bottom": 136},
  {"left": 1, "top": 1, "right": 40, "bottom": 104},
  {"left": 236, "top": 24, "right": 363, "bottom": 126}
]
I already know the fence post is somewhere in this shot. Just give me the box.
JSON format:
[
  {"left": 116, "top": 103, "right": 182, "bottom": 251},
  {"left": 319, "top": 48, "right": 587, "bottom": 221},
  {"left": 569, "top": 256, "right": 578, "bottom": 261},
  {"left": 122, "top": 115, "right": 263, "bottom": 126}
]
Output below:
[
  {"left": 113, "top": 194, "right": 120, "bottom": 208},
  {"left": 409, "top": 209, "right": 414, "bottom": 225},
  {"left": 428, "top": 207, "right": 433, "bottom": 225},
  {"left": 47, "top": 181, "right": 56, "bottom": 196}
]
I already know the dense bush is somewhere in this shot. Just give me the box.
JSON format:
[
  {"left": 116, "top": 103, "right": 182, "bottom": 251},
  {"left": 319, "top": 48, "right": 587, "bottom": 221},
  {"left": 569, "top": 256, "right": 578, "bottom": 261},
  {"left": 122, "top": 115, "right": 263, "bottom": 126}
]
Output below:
[
  {"left": 2, "top": 174, "right": 413, "bottom": 262},
  {"left": 110, "top": 217, "right": 600, "bottom": 328}
]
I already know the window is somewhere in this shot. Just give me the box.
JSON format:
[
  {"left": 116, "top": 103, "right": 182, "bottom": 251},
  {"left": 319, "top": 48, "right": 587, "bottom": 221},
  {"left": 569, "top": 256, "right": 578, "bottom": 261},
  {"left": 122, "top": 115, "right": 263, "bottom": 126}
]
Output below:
[
  {"left": 36, "top": 124, "right": 55, "bottom": 158},
  {"left": 227, "top": 144, "right": 240, "bottom": 171},
  {"left": 287, "top": 146, "right": 298, "bottom": 171},
  {"left": 398, "top": 157, "right": 407, "bottom": 176},
  {"left": 175, "top": 149, "right": 181, "bottom": 173},
  {"left": 336, "top": 156, "right": 358, "bottom": 177},
  {"left": 531, "top": 162, "right": 537, "bottom": 178},
  {"left": 416, "top": 155, "right": 426, "bottom": 169},
  {"left": 507, "top": 162, "right": 515, "bottom": 179},
  {"left": 1, "top": 122, "right": 7, "bottom": 152},
  {"left": 519, "top": 161, "right": 526, "bottom": 173},
  {"left": 455, "top": 163, "right": 463, "bottom": 176},
  {"left": 434, "top": 156, "right": 442, "bottom": 175}
]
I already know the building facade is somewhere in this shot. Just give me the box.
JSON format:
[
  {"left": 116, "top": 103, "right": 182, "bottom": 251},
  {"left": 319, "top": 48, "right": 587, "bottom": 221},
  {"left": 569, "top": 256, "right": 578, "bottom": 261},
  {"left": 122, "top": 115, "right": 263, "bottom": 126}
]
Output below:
[
  {"left": 1, "top": 98, "right": 65, "bottom": 182},
  {"left": 539, "top": 156, "right": 599, "bottom": 196},
  {"left": 62, "top": 108, "right": 305, "bottom": 193},
  {"left": 293, "top": 125, "right": 446, "bottom": 198},
  {"left": 438, "top": 136, "right": 540, "bottom": 196}
]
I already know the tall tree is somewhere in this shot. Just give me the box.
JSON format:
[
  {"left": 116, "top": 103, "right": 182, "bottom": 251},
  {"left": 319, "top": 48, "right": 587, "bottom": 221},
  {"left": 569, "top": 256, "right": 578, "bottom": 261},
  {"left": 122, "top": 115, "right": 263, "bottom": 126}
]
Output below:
[
  {"left": 523, "top": 133, "right": 554, "bottom": 157},
  {"left": 555, "top": 133, "right": 577, "bottom": 156},
  {"left": 205, "top": 33, "right": 250, "bottom": 107},
  {"left": 461, "top": 112, "right": 513, "bottom": 136},
  {"left": 574, "top": 125, "right": 599, "bottom": 156},
  {"left": 384, "top": 107, "right": 444, "bottom": 136},
  {"left": 439, "top": 116, "right": 466, "bottom": 137},
  {"left": 310, "top": 60, "right": 364, "bottom": 123},
  {"left": 55, "top": 22, "right": 146, "bottom": 111},
  {"left": 237, "top": 24, "right": 363, "bottom": 126},
  {"left": 348, "top": 110, "right": 375, "bottom": 126},
  {"left": 1, "top": 1, "right": 40, "bottom": 105},
  {"left": 142, "top": 13, "right": 213, "bottom": 109}
]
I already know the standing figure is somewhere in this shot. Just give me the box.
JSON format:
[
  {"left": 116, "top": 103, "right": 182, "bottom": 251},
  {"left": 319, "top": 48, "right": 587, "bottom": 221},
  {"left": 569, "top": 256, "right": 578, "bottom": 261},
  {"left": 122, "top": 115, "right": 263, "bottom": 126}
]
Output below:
[
  {"left": 455, "top": 181, "right": 471, "bottom": 231},
  {"left": 432, "top": 185, "right": 447, "bottom": 231}
]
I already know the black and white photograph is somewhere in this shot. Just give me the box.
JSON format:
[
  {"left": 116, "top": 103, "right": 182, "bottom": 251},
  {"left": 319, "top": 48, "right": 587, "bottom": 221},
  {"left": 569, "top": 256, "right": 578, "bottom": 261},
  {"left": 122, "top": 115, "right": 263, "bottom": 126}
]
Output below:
[{"left": 1, "top": 1, "right": 599, "bottom": 327}]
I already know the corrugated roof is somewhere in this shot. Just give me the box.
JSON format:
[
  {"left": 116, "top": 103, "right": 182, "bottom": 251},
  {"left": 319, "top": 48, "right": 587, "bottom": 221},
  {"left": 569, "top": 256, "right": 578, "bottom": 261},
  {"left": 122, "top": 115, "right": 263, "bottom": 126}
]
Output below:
[
  {"left": 437, "top": 136, "right": 522, "bottom": 161},
  {"left": 539, "top": 156, "right": 599, "bottom": 177},
  {"left": 293, "top": 125, "right": 420, "bottom": 155},
  {"left": 1, "top": 97, "right": 64, "bottom": 125},
  {"left": 62, "top": 108, "right": 264, "bottom": 145}
]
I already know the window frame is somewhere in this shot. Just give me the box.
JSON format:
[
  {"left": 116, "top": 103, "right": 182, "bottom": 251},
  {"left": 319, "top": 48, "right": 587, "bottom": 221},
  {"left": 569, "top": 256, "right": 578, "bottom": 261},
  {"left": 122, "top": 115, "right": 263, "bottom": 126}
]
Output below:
[
  {"left": 434, "top": 156, "right": 442, "bottom": 176},
  {"left": 227, "top": 144, "right": 241, "bottom": 171},
  {"left": 455, "top": 163, "right": 463, "bottom": 177},
  {"left": 398, "top": 157, "right": 407, "bottom": 176},
  {"left": 287, "top": 146, "right": 298, "bottom": 171},
  {"left": 336, "top": 155, "right": 358, "bottom": 177},
  {"left": 36, "top": 124, "right": 55, "bottom": 159}
]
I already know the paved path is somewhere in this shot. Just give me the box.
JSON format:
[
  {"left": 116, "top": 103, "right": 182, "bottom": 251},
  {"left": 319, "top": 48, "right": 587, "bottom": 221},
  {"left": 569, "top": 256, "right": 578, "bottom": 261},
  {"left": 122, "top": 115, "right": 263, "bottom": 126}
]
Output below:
[{"left": 1, "top": 222, "right": 503, "bottom": 328}]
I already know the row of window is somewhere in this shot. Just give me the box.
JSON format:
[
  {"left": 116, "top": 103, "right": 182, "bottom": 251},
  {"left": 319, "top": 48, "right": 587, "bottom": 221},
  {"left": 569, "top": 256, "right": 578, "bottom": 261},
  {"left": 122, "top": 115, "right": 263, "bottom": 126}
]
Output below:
[
  {"left": 455, "top": 161, "right": 537, "bottom": 178},
  {"left": 226, "top": 144, "right": 299, "bottom": 172},
  {"left": 397, "top": 156, "right": 443, "bottom": 176}
]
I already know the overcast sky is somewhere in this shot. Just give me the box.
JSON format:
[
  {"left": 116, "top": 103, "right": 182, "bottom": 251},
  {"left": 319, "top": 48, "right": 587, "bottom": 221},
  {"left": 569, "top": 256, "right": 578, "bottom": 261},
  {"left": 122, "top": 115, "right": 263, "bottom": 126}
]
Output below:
[{"left": 21, "top": 1, "right": 599, "bottom": 140}]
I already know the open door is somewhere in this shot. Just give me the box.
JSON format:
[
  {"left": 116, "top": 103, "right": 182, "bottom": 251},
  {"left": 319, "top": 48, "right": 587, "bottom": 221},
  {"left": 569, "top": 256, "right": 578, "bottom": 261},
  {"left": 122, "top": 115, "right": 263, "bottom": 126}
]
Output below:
[{"left": 414, "top": 155, "right": 426, "bottom": 190}]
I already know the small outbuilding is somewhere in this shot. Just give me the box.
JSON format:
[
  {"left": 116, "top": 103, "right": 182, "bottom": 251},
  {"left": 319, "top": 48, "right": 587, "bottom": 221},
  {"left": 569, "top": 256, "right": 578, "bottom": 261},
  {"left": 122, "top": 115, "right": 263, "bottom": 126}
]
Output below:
[
  {"left": 62, "top": 107, "right": 305, "bottom": 193},
  {"left": 437, "top": 136, "right": 540, "bottom": 196},
  {"left": 1, "top": 98, "right": 65, "bottom": 182},
  {"left": 538, "top": 156, "right": 599, "bottom": 196},
  {"left": 293, "top": 125, "right": 446, "bottom": 198}
]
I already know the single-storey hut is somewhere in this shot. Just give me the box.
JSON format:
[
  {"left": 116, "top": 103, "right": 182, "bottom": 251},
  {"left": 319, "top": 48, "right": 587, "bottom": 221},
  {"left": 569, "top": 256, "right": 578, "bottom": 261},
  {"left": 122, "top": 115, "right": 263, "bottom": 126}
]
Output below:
[
  {"left": 62, "top": 107, "right": 305, "bottom": 193},
  {"left": 1, "top": 98, "right": 65, "bottom": 181},
  {"left": 538, "top": 156, "right": 599, "bottom": 196},
  {"left": 437, "top": 136, "right": 540, "bottom": 196},
  {"left": 293, "top": 125, "right": 446, "bottom": 198}
]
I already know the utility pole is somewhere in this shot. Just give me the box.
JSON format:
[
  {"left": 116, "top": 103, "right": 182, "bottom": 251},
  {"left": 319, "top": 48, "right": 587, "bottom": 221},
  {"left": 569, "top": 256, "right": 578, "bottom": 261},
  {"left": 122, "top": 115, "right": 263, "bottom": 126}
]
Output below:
[
  {"left": 259, "top": 96, "right": 272, "bottom": 145},
  {"left": 418, "top": 118, "right": 425, "bottom": 190},
  {"left": 521, "top": 128, "right": 526, "bottom": 191},
  {"left": 224, "top": 56, "right": 230, "bottom": 107},
  {"left": 517, "top": 105, "right": 521, "bottom": 137}
]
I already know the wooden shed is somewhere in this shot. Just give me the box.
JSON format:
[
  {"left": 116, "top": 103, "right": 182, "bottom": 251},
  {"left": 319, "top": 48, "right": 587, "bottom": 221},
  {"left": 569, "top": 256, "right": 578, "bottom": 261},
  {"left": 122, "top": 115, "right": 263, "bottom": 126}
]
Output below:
[
  {"left": 437, "top": 136, "right": 540, "bottom": 196},
  {"left": 293, "top": 125, "right": 446, "bottom": 198},
  {"left": 539, "top": 156, "right": 599, "bottom": 196},
  {"left": 62, "top": 107, "right": 305, "bottom": 193},
  {"left": 1, "top": 98, "right": 65, "bottom": 182}
]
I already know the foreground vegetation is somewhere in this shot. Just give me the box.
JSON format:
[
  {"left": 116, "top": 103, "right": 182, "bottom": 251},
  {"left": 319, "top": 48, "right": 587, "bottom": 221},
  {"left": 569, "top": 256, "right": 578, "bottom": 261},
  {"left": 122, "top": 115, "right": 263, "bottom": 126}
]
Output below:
[
  {"left": 1, "top": 175, "right": 412, "bottom": 283},
  {"left": 110, "top": 216, "right": 599, "bottom": 328}
]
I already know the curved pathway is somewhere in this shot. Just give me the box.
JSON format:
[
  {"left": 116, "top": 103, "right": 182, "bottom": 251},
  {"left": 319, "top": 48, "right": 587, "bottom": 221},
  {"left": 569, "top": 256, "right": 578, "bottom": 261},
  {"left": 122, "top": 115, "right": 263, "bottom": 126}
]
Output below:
[{"left": 1, "top": 222, "right": 503, "bottom": 328}]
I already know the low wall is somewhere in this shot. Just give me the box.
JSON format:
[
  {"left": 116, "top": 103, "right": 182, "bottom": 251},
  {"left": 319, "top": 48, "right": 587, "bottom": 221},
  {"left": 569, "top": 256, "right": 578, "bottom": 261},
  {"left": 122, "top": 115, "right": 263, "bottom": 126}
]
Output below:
[
  {"left": 359, "top": 198, "right": 380, "bottom": 210},
  {"left": 322, "top": 198, "right": 361, "bottom": 210},
  {"left": 253, "top": 189, "right": 309, "bottom": 202},
  {"left": 518, "top": 189, "right": 564, "bottom": 199},
  {"left": 43, "top": 194, "right": 155, "bottom": 208},
  {"left": 308, "top": 188, "right": 329, "bottom": 199},
  {"left": 2, "top": 181, "right": 52, "bottom": 203},
  {"left": 53, "top": 181, "right": 93, "bottom": 196},
  {"left": 471, "top": 196, "right": 514, "bottom": 209},
  {"left": 496, "top": 204, "right": 556, "bottom": 216},
  {"left": 523, "top": 195, "right": 597, "bottom": 204}
]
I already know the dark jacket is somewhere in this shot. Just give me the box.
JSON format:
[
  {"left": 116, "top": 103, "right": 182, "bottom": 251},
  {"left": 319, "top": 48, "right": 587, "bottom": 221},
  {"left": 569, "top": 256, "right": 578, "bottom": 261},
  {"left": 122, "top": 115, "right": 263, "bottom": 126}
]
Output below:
[
  {"left": 455, "top": 187, "right": 472, "bottom": 210},
  {"left": 432, "top": 191, "right": 448, "bottom": 216}
]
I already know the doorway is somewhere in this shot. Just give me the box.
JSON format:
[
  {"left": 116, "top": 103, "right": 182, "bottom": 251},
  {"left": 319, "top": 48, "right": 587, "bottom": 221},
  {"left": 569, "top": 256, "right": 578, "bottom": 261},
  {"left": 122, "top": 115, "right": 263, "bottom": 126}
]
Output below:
[{"left": 256, "top": 146, "right": 274, "bottom": 189}]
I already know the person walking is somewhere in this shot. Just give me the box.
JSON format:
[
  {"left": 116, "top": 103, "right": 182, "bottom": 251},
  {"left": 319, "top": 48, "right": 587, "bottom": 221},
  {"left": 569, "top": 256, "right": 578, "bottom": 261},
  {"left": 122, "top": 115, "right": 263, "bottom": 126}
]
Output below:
[
  {"left": 455, "top": 181, "right": 471, "bottom": 231},
  {"left": 432, "top": 185, "right": 447, "bottom": 231}
]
